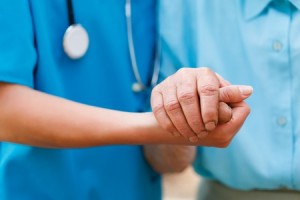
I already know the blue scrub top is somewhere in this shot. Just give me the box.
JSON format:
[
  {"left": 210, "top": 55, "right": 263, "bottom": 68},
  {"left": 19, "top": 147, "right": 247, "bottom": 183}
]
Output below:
[{"left": 0, "top": 0, "right": 161, "bottom": 199}]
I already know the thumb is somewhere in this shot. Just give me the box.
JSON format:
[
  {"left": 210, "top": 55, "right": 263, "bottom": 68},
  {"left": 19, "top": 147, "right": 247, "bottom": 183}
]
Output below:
[{"left": 219, "top": 85, "right": 253, "bottom": 103}]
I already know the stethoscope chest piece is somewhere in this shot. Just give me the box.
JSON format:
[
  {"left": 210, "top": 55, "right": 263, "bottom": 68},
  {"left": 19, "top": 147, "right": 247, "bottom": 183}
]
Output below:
[
  {"left": 132, "top": 82, "right": 146, "bottom": 93},
  {"left": 63, "top": 24, "right": 89, "bottom": 59}
]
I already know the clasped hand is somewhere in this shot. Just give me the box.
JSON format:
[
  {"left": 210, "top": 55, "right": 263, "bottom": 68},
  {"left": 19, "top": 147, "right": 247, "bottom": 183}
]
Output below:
[{"left": 151, "top": 67, "right": 252, "bottom": 147}]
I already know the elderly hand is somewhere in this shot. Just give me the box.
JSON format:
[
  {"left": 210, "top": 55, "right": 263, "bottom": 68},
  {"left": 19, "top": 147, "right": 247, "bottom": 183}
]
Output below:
[{"left": 151, "top": 67, "right": 253, "bottom": 143}]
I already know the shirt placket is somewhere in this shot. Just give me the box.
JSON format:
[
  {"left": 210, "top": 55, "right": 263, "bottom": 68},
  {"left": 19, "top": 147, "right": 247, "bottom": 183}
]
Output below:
[{"left": 266, "top": 1, "right": 295, "bottom": 189}]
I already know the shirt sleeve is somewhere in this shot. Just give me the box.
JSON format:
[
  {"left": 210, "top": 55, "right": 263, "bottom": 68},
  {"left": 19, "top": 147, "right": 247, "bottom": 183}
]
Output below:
[{"left": 0, "top": 0, "right": 37, "bottom": 88}]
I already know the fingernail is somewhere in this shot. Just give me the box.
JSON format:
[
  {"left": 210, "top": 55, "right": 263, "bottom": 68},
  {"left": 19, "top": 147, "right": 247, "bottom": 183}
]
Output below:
[
  {"left": 205, "top": 122, "right": 216, "bottom": 131},
  {"left": 239, "top": 86, "right": 253, "bottom": 97},
  {"left": 197, "top": 131, "right": 208, "bottom": 138},
  {"left": 189, "top": 136, "right": 199, "bottom": 143},
  {"left": 173, "top": 132, "right": 181, "bottom": 137}
]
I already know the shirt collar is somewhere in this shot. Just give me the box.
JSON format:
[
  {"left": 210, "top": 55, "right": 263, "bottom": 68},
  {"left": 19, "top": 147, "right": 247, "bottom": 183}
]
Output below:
[
  {"left": 290, "top": 0, "right": 300, "bottom": 10},
  {"left": 244, "top": 0, "right": 273, "bottom": 20},
  {"left": 244, "top": 0, "right": 300, "bottom": 20}
]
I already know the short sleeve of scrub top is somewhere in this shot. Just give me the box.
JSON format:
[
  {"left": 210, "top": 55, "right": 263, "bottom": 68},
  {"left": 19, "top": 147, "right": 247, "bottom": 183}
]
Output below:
[
  {"left": 0, "top": 1, "right": 36, "bottom": 87},
  {"left": 0, "top": 1, "right": 161, "bottom": 200}
]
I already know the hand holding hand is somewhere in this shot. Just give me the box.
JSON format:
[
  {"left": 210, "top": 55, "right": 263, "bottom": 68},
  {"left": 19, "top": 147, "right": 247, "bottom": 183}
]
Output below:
[{"left": 151, "top": 67, "right": 252, "bottom": 143}]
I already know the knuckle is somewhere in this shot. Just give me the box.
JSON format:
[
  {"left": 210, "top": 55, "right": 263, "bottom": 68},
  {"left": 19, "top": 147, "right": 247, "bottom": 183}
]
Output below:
[
  {"left": 199, "top": 67, "right": 211, "bottom": 73},
  {"left": 152, "top": 103, "right": 164, "bottom": 116},
  {"left": 165, "top": 100, "right": 181, "bottom": 113},
  {"left": 178, "top": 90, "right": 196, "bottom": 104},
  {"left": 151, "top": 85, "right": 160, "bottom": 94},
  {"left": 199, "top": 84, "right": 219, "bottom": 96},
  {"left": 165, "top": 76, "right": 173, "bottom": 84},
  {"left": 177, "top": 68, "right": 194, "bottom": 79},
  {"left": 177, "top": 67, "right": 189, "bottom": 74},
  {"left": 150, "top": 87, "right": 161, "bottom": 103}
]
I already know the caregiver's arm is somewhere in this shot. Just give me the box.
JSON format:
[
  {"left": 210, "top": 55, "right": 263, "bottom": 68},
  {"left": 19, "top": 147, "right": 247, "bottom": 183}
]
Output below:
[{"left": 0, "top": 81, "right": 249, "bottom": 148}]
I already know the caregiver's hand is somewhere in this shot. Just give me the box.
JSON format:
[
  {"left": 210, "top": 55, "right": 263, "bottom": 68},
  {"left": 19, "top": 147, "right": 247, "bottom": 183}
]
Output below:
[{"left": 151, "top": 67, "right": 253, "bottom": 142}]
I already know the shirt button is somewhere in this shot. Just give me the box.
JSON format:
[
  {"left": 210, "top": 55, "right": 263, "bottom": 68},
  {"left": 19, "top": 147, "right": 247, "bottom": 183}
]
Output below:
[
  {"left": 272, "top": 41, "right": 283, "bottom": 52},
  {"left": 277, "top": 116, "right": 287, "bottom": 126}
]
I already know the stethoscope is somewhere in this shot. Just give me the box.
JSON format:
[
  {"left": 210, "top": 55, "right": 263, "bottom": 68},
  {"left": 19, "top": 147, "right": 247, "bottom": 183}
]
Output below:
[{"left": 63, "top": 0, "right": 160, "bottom": 93}]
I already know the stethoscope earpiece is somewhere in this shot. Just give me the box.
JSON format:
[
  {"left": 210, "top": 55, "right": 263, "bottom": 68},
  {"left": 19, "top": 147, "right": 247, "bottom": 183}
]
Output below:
[{"left": 63, "top": 24, "right": 89, "bottom": 60}]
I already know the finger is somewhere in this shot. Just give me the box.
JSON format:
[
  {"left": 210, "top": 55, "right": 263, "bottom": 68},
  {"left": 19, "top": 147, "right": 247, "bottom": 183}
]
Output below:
[
  {"left": 177, "top": 76, "right": 207, "bottom": 138},
  {"left": 163, "top": 102, "right": 251, "bottom": 147},
  {"left": 218, "top": 102, "right": 232, "bottom": 124},
  {"left": 197, "top": 68, "right": 220, "bottom": 131},
  {"left": 209, "top": 101, "right": 251, "bottom": 147},
  {"left": 162, "top": 78, "right": 199, "bottom": 142},
  {"left": 219, "top": 85, "right": 253, "bottom": 103},
  {"left": 151, "top": 87, "right": 179, "bottom": 136},
  {"left": 223, "top": 101, "right": 251, "bottom": 136},
  {"left": 230, "top": 101, "right": 251, "bottom": 121},
  {"left": 215, "top": 73, "right": 231, "bottom": 87}
]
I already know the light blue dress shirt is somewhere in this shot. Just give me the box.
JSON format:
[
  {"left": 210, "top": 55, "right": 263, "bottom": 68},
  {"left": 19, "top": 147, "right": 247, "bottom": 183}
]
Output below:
[
  {"left": 0, "top": 0, "right": 160, "bottom": 199},
  {"left": 159, "top": 0, "right": 300, "bottom": 191}
]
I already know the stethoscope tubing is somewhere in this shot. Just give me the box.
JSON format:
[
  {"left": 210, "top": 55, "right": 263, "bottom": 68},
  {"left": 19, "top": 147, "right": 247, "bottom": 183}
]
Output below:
[
  {"left": 65, "top": 0, "right": 160, "bottom": 92},
  {"left": 125, "top": 0, "right": 146, "bottom": 91},
  {"left": 67, "top": 0, "right": 75, "bottom": 25}
]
